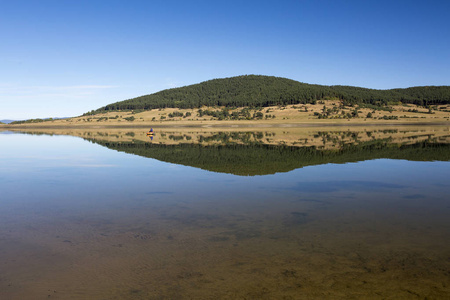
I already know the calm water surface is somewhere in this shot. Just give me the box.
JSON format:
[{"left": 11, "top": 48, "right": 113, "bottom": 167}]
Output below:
[{"left": 0, "top": 128, "right": 449, "bottom": 299}]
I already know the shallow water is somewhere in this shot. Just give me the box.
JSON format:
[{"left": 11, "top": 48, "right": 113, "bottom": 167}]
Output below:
[{"left": 0, "top": 127, "right": 449, "bottom": 299}]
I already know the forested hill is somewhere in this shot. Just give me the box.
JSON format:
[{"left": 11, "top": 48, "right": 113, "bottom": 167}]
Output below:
[{"left": 92, "top": 75, "right": 450, "bottom": 113}]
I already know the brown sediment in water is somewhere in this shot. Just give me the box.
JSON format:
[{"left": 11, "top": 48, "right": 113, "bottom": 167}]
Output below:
[{"left": 0, "top": 191, "right": 449, "bottom": 299}]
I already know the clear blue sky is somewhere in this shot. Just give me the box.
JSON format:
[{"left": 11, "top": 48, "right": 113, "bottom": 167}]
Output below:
[{"left": 1, "top": 0, "right": 449, "bottom": 119}]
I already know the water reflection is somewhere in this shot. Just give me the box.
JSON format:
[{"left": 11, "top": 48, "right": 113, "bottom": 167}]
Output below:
[
  {"left": 0, "top": 126, "right": 449, "bottom": 299},
  {"left": 10, "top": 126, "right": 449, "bottom": 175}
]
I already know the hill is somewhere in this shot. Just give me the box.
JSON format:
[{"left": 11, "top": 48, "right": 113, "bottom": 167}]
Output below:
[
  {"left": 90, "top": 75, "right": 450, "bottom": 113},
  {"left": 0, "top": 120, "right": 16, "bottom": 124}
]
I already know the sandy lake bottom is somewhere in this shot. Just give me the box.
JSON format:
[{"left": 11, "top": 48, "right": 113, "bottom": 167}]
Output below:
[{"left": 0, "top": 128, "right": 449, "bottom": 299}]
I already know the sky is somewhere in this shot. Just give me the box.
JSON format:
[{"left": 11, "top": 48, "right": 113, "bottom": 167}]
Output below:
[{"left": 1, "top": 0, "right": 449, "bottom": 119}]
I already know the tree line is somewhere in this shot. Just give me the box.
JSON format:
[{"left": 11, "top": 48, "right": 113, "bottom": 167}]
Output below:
[{"left": 88, "top": 75, "right": 450, "bottom": 114}]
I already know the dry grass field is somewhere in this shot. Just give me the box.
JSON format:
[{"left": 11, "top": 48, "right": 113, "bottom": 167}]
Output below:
[{"left": 2, "top": 101, "right": 450, "bottom": 128}]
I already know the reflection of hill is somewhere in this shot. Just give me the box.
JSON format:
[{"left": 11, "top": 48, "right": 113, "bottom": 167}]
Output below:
[{"left": 89, "top": 139, "right": 450, "bottom": 176}]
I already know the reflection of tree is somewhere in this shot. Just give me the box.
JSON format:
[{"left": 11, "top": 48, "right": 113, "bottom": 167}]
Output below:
[
  {"left": 88, "top": 139, "right": 450, "bottom": 176},
  {"left": 196, "top": 132, "right": 266, "bottom": 145}
]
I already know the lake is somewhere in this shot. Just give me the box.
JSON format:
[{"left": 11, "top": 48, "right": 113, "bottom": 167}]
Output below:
[{"left": 1, "top": 126, "right": 449, "bottom": 299}]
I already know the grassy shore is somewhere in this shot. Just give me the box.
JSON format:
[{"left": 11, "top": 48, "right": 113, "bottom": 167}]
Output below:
[{"left": 2, "top": 101, "right": 450, "bottom": 128}]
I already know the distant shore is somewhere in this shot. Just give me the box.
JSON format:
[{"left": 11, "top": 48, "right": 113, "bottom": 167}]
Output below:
[
  {"left": 2, "top": 102, "right": 449, "bottom": 129},
  {"left": 2, "top": 121, "right": 450, "bottom": 131}
]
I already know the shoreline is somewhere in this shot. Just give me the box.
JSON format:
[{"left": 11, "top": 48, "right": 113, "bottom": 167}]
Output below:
[
  {"left": 4, "top": 123, "right": 448, "bottom": 152},
  {"left": 2, "top": 121, "right": 450, "bottom": 130},
  {"left": 3, "top": 102, "right": 449, "bottom": 129}
]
